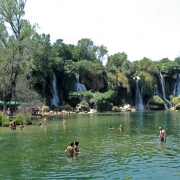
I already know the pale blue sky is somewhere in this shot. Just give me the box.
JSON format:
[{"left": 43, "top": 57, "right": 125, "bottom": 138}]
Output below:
[{"left": 25, "top": 0, "right": 180, "bottom": 64}]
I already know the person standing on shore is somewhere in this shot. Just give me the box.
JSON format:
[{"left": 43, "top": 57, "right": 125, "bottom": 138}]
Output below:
[{"left": 159, "top": 126, "right": 166, "bottom": 142}]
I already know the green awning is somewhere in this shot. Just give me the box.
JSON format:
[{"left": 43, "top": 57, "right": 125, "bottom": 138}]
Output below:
[{"left": 0, "top": 100, "right": 4, "bottom": 105}]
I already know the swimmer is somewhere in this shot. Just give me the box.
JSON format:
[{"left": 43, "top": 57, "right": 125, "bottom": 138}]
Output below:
[
  {"left": 65, "top": 142, "right": 75, "bottom": 156},
  {"left": 119, "top": 125, "right": 123, "bottom": 131},
  {"left": 44, "top": 118, "right": 46, "bottom": 125},
  {"left": 62, "top": 118, "right": 66, "bottom": 124},
  {"left": 158, "top": 126, "right": 166, "bottom": 142},
  {"left": 19, "top": 122, "right": 24, "bottom": 130},
  {"left": 109, "top": 126, "right": 114, "bottom": 130},
  {"left": 74, "top": 141, "right": 81, "bottom": 154}
]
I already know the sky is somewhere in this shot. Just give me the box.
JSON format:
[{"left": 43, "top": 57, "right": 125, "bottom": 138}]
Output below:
[{"left": 24, "top": 0, "right": 180, "bottom": 65}]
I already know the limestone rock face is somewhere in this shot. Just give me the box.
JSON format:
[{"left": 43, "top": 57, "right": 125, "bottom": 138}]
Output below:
[{"left": 81, "top": 76, "right": 106, "bottom": 92}]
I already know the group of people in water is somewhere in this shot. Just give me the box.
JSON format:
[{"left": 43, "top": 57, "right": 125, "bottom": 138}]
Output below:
[
  {"left": 65, "top": 141, "right": 81, "bottom": 156},
  {"left": 109, "top": 125, "right": 123, "bottom": 131},
  {"left": 10, "top": 122, "right": 24, "bottom": 131}
]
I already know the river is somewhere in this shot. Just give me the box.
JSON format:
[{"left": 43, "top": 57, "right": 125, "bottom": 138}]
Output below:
[{"left": 0, "top": 110, "right": 180, "bottom": 179}]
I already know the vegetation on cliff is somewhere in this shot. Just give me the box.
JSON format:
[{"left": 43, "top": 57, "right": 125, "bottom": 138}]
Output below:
[{"left": 0, "top": 0, "right": 180, "bottom": 116}]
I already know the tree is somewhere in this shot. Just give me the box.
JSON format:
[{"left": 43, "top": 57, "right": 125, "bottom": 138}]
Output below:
[
  {"left": 0, "top": 0, "right": 36, "bottom": 112},
  {"left": 77, "top": 38, "right": 96, "bottom": 60},
  {"left": 106, "top": 52, "right": 127, "bottom": 69},
  {"left": 95, "top": 45, "right": 108, "bottom": 64}
]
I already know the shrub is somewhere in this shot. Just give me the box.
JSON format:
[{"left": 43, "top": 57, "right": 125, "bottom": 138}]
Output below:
[
  {"left": 13, "top": 113, "right": 32, "bottom": 125},
  {"left": 43, "top": 106, "right": 50, "bottom": 112},
  {"left": 80, "top": 100, "right": 90, "bottom": 111},
  {"left": 0, "top": 112, "right": 9, "bottom": 127},
  {"left": 150, "top": 95, "right": 164, "bottom": 105},
  {"left": 112, "top": 106, "right": 120, "bottom": 112},
  {"left": 94, "top": 91, "right": 114, "bottom": 112}
]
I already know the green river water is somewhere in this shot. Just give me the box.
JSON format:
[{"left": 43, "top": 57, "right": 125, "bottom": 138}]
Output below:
[{"left": 0, "top": 110, "right": 180, "bottom": 180}]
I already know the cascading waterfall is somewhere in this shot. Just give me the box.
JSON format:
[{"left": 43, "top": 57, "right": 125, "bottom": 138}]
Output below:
[
  {"left": 159, "top": 72, "right": 172, "bottom": 108},
  {"left": 51, "top": 72, "right": 60, "bottom": 107},
  {"left": 172, "top": 74, "right": 180, "bottom": 97},
  {"left": 76, "top": 74, "right": 86, "bottom": 92},
  {"left": 135, "top": 77, "right": 144, "bottom": 110}
]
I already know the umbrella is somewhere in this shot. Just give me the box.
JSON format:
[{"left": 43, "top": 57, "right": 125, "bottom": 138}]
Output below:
[{"left": 0, "top": 100, "right": 4, "bottom": 105}]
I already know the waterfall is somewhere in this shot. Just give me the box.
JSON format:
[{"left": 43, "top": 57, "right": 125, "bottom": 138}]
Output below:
[
  {"left": 135, "top": 77, "right": 144, "bottom": 110},
  {"left": 76, "top": 74, "right": 86, "bottom": 92},
  {"left": 159, "top": 72, "right": 172, "bottom": 108},
  {"left": 172, "top": 74, "right": 180, "bottom": 97},
  {"left": 51, "top": 73, "right": 59, "bottom": 107}
]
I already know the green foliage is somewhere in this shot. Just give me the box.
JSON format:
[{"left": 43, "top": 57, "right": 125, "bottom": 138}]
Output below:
[
  {"left": 56, "top": 104, "right": 73, "bottom": 112},
  {"left": 107, "top": 66, "right": 117, "bottom": 74},
  {"left": 43, "top": 105, "right": 50, "bottom": 112},
  {"left": 76, "top": 60, "right": 104, "bottom": 78},
  {"left": 150, "top": 95, "right": 164, "bottom": 105},
  {"left": 77, "top": 38, "right": 96, "bottom": 60},
  {"left": 156, "top": 58, "right": 180, "bottom": 77},
  {"left": 135, "top": 71, "right": 156, "bottom": 96},
  {"left": 112, "top": 106, "right": 120, "bottom": 112},
  {"left": 0, "top": 112, "right": 9, "bottom": 127},
  {"left": 80, "top": 100, "right": 90, "bottom": 111},
  {"left": 170, "top": 95, "right": 180, "bottom": 106},
  {"left": 121, "top": 60, "right": 135, "bottom": 77},
  {"left": 13, "top": 113, "right": 32, "bottom": 125},
  {"left": 106, "top": 72, "right": 117, "bottom": 90},
  {"left": 63, "top": 60, "right": 77, "bottom": 77},
  {"left": 79, "top": 91, "right": 94, "bottom": 104},
  {"left": 94, "top": 91, "right": 114, "bottom": 112},
  {"left": 68, "top": 92, "right": 81, "bottom": 107},
  {"left": 116, "top": 72, "right": 130, "bottom": 92},
  {"left": 106, "top": 52, "right": 127, "bottom": 68}
]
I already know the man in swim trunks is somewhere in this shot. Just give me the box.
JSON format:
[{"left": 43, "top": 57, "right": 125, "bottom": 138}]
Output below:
[
  {"left": 64, "top": 142, "right": 75, "bottom": 156},
  {"left": 159, "top": 126, "right": 166, "bottom": 142}
]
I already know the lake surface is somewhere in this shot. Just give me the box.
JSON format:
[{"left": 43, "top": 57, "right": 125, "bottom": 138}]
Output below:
[{"left": 0, "top": 110, "right": 180, "bottom": 180}]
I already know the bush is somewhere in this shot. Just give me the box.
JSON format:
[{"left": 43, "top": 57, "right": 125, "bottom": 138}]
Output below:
[
  {"left": 0, "top": 112, "right": 9, "bottom": 127},
  {"left": 80, "top": 100, "right": 90, "bottom": 111},
  {"left": 151, "top": 95, "right": 164, "bottom": 105},
  {"left": 112, "top": 106, "right": 120, "bottom": 112},
  {"left": 56, "top": 104, "right": 73, "bottom": 112},
  {"left": 13, "top": 113, "right": 32, "bottom": 125},
  {"left": 94, "top": 91, "right": 114, "bottom": 112},
  {"left": 43, "top": 106, "right": 50, "bottom": 112}
]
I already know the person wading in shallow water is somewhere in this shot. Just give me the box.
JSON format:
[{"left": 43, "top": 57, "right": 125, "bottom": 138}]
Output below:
[
  {"left": 64, "top": 142, "right": 75, "bottom": 156},
  {"left": 159, "top": 126, "right": 166, "bottom": 142}
]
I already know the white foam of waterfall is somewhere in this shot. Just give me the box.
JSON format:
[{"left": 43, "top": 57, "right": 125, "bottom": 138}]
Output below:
[
  {"left": 159, "top": 72, "right": 172, "bottom": 108},
  {"left": 135, "top": 78, "right": 144, "bottom": 110},
  {"left": 51, "top": 73, "right": 59, "bottom": 107},
  {"left": 76, "top": 74, "right": 86, "bottom": 92},
  {"left": 172, "top": 74, "right": 180, "bottom": 97}
]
